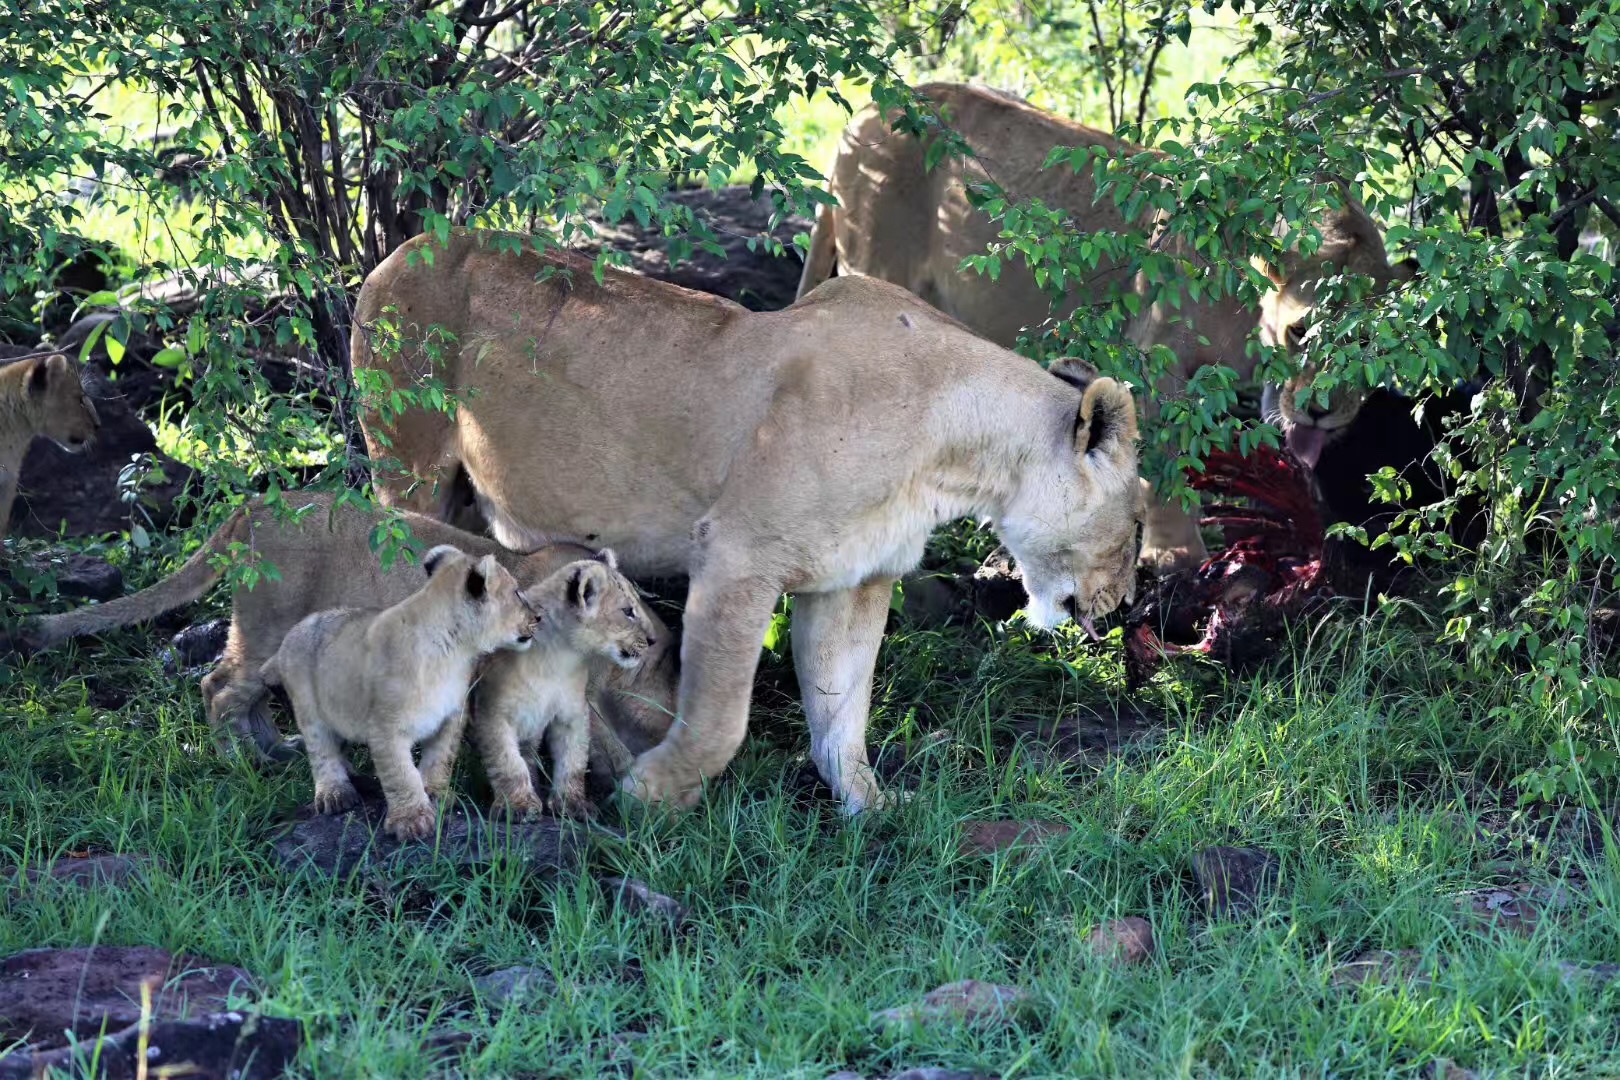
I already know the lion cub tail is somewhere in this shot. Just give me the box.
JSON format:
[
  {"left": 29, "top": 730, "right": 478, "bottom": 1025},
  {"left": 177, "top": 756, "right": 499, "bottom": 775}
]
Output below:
[
  {"left": 795, "top": 203, "right": 839, "bottom": 302},
  {"left": 18, "top": 509, "right": 250, "bottom": 654}
]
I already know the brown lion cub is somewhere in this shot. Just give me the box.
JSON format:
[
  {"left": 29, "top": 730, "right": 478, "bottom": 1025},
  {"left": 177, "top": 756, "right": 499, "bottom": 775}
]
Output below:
[
  {"left": 261, "top": 544, "right": 537, "bottom": 840},
  {"left": 472, "top": 549, "right": 653, "bottom": 820},
  {"left": 1, "top": 352, "right": 100, "bottom": 541}
]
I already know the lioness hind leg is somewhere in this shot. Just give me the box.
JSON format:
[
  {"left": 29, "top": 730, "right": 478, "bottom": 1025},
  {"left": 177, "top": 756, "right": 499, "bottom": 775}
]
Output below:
[
  {"left": 202, "top": 634, "right": 298, "bottom": 764},
  {"left": 620, "top": 570, "right": 779, "bottom": 809},
  {"left": 792, "top": 580, "right": 892, "bottom": 816}
]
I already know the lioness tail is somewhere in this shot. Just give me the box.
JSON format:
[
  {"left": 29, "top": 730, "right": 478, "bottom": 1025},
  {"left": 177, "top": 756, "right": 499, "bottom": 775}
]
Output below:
[{"left": 21, "top": 509, "right": 250, "bottom": 653}]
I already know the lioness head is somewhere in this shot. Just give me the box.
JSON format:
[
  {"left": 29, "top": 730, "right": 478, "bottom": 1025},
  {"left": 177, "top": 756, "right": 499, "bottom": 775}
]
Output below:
[
  {"left": 999, "top": 360, "right": 1142, "bottom": 632},
  {"left": 12, "top": 352, "right": 100, "bottom": 452},
  {"left": 422, "top": 544, "right": 538, "bottom": 652},
  {"left": 1256, "top": 200, "right": 1417, "bottom": 468},
  {"left": 521, "top": 549, "right": 656, "bottom": 670}
]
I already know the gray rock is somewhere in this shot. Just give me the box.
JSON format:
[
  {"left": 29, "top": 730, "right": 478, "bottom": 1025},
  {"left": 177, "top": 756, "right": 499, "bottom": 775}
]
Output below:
[
  {"left": 162, "top": 617, "right": 231, "bottom": 674},
  {"left": 0, "top": 946, "right": 258, "bottom": 1047},
  {"left": 270, "top": 794, "right": 583, "bottom": 881},
  {"left": 1192, "top": 846, "right": 1280, "bottom": 918},
  {"left": 600, "top": 876, "right": 688, "bottom": 931},
  {"left": 472, "top": 964, "right": 558, "bottom": 1007},
  {"left": 871, "top": 980, "right": 1033, "bottom": 1032},
  {"left": 0, "top": 1011, "right": 302, "bottom": 1080},
  {"left": 15, "top": 852, "right": 155, "bottom": 890}
]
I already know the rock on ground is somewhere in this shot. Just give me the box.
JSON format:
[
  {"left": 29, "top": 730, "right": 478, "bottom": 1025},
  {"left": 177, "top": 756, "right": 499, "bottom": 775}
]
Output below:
[
  {"left": 1086, "top": 917, "right": 1157, "bottom": 966},
  {"left": 0, "top": 946, "right": 255, "bottom": 1046},
  {"left": 12, "top": 852, "right": 156, "bottom": 891},
  {"left": 956, "top": 820, "right": 1071, "bottom": 860},
  {"left": 599, "top": 876, "right": 689, "bottom": 931},
  {"left": 270, "top": 793, "right": 583, "bottom": 882},
  {"left": 576, "top": 186, "right": 811, "bottom": 312},
  {"left": 471, "top": 964, "right": 558, "bottom": 1008},
  {"left": 871, "top": 980, "right": 1033, "bottom": 1033},
  {"left": 1192, "top": 846, "right": 1280, "bottom": 918}
]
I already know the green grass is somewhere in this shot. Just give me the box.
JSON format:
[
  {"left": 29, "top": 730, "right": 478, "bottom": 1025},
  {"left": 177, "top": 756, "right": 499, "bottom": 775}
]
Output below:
[{"left": 4, "top": 533, "right": 1616, "bottom": 1078}]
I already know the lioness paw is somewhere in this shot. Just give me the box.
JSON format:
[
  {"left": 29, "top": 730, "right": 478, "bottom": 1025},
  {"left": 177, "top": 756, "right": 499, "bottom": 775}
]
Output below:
[
  {"left": 312, "top": 781, "right": 360, "bottom": 816},
  {"left": 618, "top": 762, "right": 702, "bottom": 810},
  {"left": 385, "top": 802, "right": 436, "bottom": 841}
]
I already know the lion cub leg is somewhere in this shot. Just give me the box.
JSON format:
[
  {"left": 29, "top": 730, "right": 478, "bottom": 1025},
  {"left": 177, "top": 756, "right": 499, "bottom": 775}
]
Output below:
[
  {"left": 471, "top": 695, "right": 546, "bottom": 818},
  {"left": 417, "top": 706, "right": 468, "bottom": 802},
  {"left": 792, "top": 580, "right": 893, "bottom": 816},
  {"left": 279, "top": 686, "right": 360, "bottom": 816},
  {"left": 544, "top": 703, "right": 595, "bottom": 819},
  {"left": 371, "top": 734, "right": 436, "bottom": 841}
]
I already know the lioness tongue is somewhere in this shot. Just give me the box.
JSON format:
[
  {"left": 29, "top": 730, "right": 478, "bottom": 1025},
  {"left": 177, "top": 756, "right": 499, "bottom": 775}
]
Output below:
[{"left": 1285, "top": 424, "right": 1327, "bottom": 469}]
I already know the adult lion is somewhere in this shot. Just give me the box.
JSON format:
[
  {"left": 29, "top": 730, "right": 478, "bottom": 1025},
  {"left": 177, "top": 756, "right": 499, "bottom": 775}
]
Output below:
[
  {"left": 798, "top": 82, "right": 1415, "bottom": 571},
  {"left": 353, "top": 230, "right": 1143, "bottom": 815}
]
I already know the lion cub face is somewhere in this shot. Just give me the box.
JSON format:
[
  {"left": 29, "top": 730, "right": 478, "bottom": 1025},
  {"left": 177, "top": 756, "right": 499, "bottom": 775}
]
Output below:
[
  {"left": 421, "top": 545, "right": 538, "bottom": 653},
  {"left": 17, "top": 353, "right": 100, "bottom": 451},
  {"left": 519, "top": 549, "right": 655, "bottom": 669},
  {"left": 1000, "top": 371, "right": 1143, "bottom": 633}
]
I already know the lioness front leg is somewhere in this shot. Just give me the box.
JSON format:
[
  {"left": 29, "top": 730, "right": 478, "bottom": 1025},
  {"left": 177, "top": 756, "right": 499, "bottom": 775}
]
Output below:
[
  {"left": 620, "top": 572, "right": 779, "bottom": 808},
  {"left": 1141, "top": 492, "right": 1207, "bottom": 573},
  {"left": 545, "top": 705, "right": 594, "bottom": 819},
  {"left": 418, "top": 707, "right": 468, "bottom": 801},
  {"left": 793, "top": 579, "right": 893, "bottom": 816},
  {"left": 470, "top": 704, "right": 544, "bottom": 817},
  {"left": 371, "top": 735, "right": 436, "bottom": 840}
]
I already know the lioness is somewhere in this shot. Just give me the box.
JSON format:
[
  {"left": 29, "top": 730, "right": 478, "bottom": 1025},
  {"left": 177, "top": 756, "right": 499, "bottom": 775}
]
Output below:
[
  {"left": 262, "top": 545, "right": 537, "bottom": 839},
  {"left": 472, "top": 549, "right": 654, "bottom": 820},
  {"left": 798, "top": 82, "right": 1415, "bottom": 570},
  {"left": 353, "top": 230, "right": 1142, "bottom": 815},
  {"left": 16, "top": 492, "right": 678, "bottom": 773},
  {"left": 1, "top": 352, "right": 101, "bottom": 541}
]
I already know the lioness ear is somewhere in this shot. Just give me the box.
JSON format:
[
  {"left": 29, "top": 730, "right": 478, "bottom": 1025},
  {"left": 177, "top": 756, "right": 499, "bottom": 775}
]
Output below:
[
  {"left": 1251, "top": 253, "right": 1287, "bottom": 286},
  {"left": 1048, "top": 358, "right": 1099, "bottom": 394},
  {"left": 567, "top": 562, "right": 606, "bottom": 614},
  {"left": 1075, "top": 377, "right": 1139, "bottom": 460},
  {"left": 593, "top": 547, "right": 618, "bottom": 571},
  {"left": 1394, "top": 255, "right": 1419, "bottom": 281},
  {"left": 422, "top": 544, "right": 462, "bottom": 577}
]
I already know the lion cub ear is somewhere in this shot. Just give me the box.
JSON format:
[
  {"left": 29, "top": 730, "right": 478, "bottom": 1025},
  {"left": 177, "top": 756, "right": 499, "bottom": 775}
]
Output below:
[
  {"left": 1074, "top": 377, "right": 1140, "bottom": 460},
  {"left": 1048, "top": 358, "right": 1100, "bottom": 394},
  {"left": 567, "top": 562, "right": 609, "bottom": 615},
  {"left": 592, "top": 548, "right": 618, "bottom": 571},
  {"left": 422, "top": 544, "right": 464, "bottom": 578},
  {"left": 26, "top": 355, "right": 54, "bottom": 398}
]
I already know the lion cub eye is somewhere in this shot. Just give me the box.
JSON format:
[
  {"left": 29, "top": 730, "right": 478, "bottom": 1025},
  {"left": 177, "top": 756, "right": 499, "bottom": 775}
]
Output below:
[{"left": 624, "top": 606, "right": 638, "bottom": 620}]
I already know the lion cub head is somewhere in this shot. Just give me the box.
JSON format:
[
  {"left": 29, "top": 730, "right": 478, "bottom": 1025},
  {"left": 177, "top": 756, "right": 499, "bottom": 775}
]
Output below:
[
  {"left": 421, "top": 544, "right": 538, "bottom": 653},
  {"left": 519, "top": 549, "right": 655, "bottom": 669},
  {"left": 6, "top": 352, "right": 100, "bottom": 452},
  {"left": 998, "top": 360, "right": 1142, "bottom": 633},
  {"left": 1257, "top": 200, "right": 1417, "bottom": 467}
]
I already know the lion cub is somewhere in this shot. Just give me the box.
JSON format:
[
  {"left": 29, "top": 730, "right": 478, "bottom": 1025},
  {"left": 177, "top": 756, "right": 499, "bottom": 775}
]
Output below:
[
  {"left": 261, "top": 544, "right": 537, "bottom": 840},
  {"left": 472, "top": 549, "right": 654, "bottom": 819}
]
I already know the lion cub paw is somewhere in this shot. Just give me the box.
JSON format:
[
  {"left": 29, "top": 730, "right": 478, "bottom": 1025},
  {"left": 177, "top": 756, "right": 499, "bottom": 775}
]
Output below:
[
  {"left": 495, "top": 789, "right": 545, "bottom": 821},
  {"left": 546, "top": 792, "right": 598, "bottom": 821},
  {"left": 312, "top": 780, "right": 360, "bottom": 816},
  {"left": 384, "top": 802, "right": 436, "bottom": 841}
]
